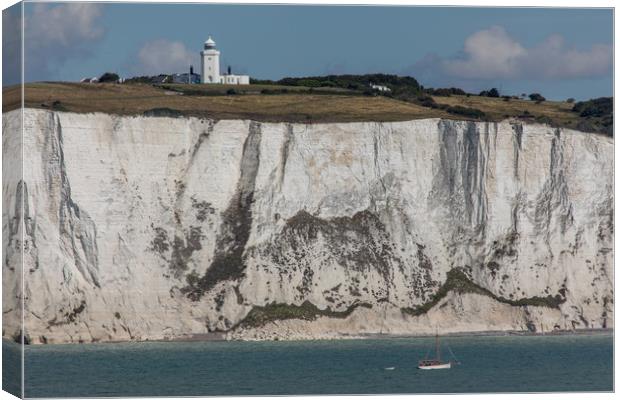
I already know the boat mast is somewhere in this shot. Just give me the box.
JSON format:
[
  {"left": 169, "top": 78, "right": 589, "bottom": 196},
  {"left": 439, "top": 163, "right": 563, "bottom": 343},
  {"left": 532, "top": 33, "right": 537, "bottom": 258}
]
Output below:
[{"left": 435, "top": 332, "right": 440, "bottom": 361}]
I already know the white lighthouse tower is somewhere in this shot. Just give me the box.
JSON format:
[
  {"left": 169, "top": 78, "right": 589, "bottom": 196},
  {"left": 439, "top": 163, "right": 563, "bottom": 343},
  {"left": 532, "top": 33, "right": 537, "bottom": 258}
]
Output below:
[
  {"left": 200, "top": 36, "right": 220, "bottom": 84},
  {"left": 199, "top": 36, "right": 250, "bottom": 85}
]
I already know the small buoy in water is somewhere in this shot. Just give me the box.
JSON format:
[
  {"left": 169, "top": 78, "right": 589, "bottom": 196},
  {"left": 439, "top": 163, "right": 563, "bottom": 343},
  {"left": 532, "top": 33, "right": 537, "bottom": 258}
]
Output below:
[{"left": 384, "top": 367, "right": 396, "bottom": 371}]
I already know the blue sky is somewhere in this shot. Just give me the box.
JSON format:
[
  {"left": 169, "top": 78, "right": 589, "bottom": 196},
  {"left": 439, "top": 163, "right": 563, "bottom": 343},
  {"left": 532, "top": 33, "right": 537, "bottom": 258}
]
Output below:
[{"left": 4, "top": 3, "right": 614, "bottom": 100}]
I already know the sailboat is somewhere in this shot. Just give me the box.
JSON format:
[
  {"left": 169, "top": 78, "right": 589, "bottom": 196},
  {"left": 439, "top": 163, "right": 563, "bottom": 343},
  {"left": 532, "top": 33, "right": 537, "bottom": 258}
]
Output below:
[{"left": 417, "top": 332, "right": 456, "bottom": 370}]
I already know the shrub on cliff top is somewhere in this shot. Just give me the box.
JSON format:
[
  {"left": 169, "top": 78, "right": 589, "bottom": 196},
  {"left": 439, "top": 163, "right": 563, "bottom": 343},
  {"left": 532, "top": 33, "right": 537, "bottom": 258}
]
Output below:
[
  {"left": 98, "top": 72, "right": 120, "bottom": 83},
  {"left": 445, "top": 105, "right": 486, "bottom": 119},
  {"left": 528, "top": 93, "right": 546, "bottom": 102},
  {"left": 479, "top": 88, "right": 500, "bottom": 98},
  {"left": 572, "top": 97, "right": 613, "bottom": 118}
]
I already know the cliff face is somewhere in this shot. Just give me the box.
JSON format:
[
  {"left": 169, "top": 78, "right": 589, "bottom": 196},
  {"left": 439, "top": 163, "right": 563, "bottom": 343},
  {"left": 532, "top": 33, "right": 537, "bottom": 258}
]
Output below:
[{"left": 2, "top": 109, "right": 613, "bottom": 344}]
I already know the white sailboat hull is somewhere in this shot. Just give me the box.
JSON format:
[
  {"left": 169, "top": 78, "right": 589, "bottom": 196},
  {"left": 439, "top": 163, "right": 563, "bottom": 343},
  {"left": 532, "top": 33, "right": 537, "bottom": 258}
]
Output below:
[
  {"left": 418, "top": 363, "right": 451, "bottom": 370},
  {"left": 418, "top": 334, "right": 457, "bottom": 370}
]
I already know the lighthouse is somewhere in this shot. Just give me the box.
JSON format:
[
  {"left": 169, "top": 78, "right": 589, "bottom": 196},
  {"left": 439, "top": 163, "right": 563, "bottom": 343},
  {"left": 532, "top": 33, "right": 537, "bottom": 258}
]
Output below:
[
  {"left": 199, "top": 36, "right": 249, "bottom": 85},
  {"left": 200, "top": 36, "right": 220, "bottom": 84}
]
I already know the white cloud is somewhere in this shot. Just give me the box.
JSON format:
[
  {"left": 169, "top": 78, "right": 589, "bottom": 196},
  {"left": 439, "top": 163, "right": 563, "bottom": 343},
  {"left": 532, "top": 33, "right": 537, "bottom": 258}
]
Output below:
[
  {"left": 28, "top": 3, "right": 103, "bottom": 47},
  {"left": 24, "top": 3, "right": 105, "bottom": 80},
  {"left": 438, "top": 26, "right": 612, "bottom": 80},
  {"left": 136, "top": 40, "right": 198, "bottom": 75}
]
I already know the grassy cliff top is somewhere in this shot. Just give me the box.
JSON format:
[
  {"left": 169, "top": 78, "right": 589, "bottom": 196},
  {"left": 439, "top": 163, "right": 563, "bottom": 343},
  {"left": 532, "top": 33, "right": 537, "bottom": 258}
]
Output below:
[
  {"left": 3, "top": 82, "right": 447, "bottom": 123},
  {"left": 2, "top": 82, "right": 610, "bottom": 134}
]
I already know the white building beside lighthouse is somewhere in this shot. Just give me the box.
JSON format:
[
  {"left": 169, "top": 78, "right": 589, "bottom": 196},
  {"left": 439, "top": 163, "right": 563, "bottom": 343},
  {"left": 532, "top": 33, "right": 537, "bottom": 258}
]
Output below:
[{"left": 200, "top": 36, "right": 249, "bottom": 85}]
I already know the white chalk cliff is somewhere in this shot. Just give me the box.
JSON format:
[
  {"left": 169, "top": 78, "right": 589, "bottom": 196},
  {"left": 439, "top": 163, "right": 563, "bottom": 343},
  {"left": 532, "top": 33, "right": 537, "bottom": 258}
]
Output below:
[{"left": 2, "top": 108, "right": 613, "bottom": 344}]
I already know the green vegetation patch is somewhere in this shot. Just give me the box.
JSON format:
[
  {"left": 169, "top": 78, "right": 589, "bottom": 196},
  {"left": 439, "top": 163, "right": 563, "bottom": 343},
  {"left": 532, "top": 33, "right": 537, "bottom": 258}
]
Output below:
[
  {"left": 239, "top": 300, "right": 372, "bottom": 328},
  {"left": 255, "top": 73, "right": 421, "bottom": 93},
  {"left": 143, "top": 107, "right": 184, "bottom": 118},
  {"left": 571, "top": 97, "right": 613, "bottom": 136},
  {"left": 401, "top": 268, "right": 565, "bottom": 317},
  {"left": 394, "top": 94, "right": 487, "bottom": 120},
  {"left": 444, "top": 105, "right": 486, "bottom": 119}
]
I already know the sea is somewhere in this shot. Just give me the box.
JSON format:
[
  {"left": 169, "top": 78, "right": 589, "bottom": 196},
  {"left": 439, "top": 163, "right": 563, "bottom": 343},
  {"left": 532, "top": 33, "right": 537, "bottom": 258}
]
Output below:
[{"left": 2, "top": 333, "right": 613, "bottom": 397}]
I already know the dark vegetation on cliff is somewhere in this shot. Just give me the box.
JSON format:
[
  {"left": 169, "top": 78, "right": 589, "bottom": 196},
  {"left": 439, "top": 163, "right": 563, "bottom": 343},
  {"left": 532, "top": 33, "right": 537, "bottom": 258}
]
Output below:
[
  {"left": 570, "top": 97, "right": 613, "bottom": 136},
  {"left": 238, "top": 301, "right": 372, "bottom": 328},
  {"left": 4, "top": 75, "right": 612, "bottom": 135},
  {"left": 401, "top": 268, "right": 567, "bottom": 317},
  {"left": 234, "top": 267, "right": 565, "bottom": 329}
]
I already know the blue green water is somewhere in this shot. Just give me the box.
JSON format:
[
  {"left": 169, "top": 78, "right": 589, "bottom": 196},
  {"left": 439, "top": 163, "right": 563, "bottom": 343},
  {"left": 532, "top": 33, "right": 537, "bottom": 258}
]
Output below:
[{"left": 3, "top": 333, "right": 613, "bottom": 397}]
